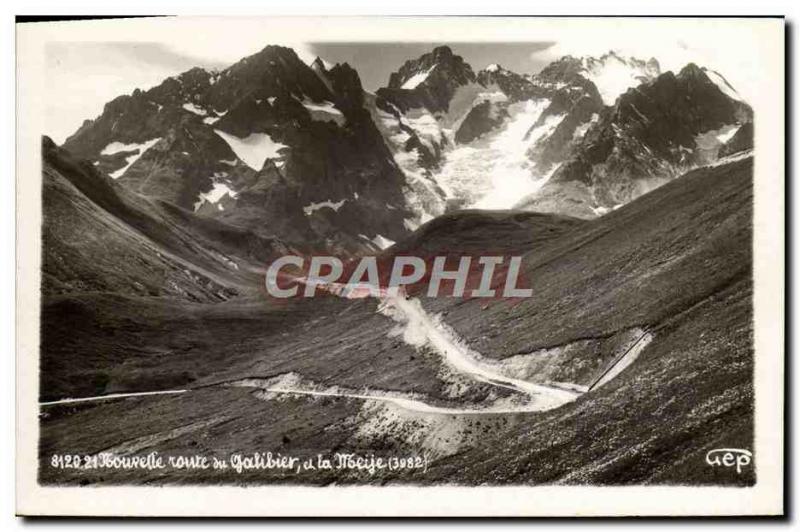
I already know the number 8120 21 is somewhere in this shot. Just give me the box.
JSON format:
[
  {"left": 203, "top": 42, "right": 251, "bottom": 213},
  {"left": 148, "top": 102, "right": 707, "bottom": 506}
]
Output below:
[{"left": 50, "top": 454, "right": 96, "bottom": 469}]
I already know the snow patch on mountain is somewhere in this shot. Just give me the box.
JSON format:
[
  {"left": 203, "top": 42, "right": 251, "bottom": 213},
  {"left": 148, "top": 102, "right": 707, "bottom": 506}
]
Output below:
[
  {"left": 101, "top": 138, "right": 156, "bottom": 156},
  {"left": 434, "top": 99, "right": 561, "bottom": 209},
  {"left": 193, "top": 182, "right": 237, "bottom": 212},
  {"left": 214, "top": 129, "right": 287, "bottom": 171},
  {"left": 716, "top": 124, "right": 741, "bottom": 144},
  {"left": 476, "top": 89, "right": 509, "bottom": 104},
  {"left": 704, "top": 149, "right": 753, "bottom": 168},
  {"left": 371, "top": 234, "right": 396, "bottom": 250},
  {"left": 391, "top": 148, "right": 442, "bottom": 226},
  {"left": 298, "top": 98, "right": 345, "bottom": 126},
  {"left": 573, "top": 113, "right": 600, "bottom": 140},
  {"left": 359, "top": 233, "right": 396, "bottom": 251},
  {"left": 365, "top": 96, "right": 446, "bottom": 227},
  {"left": 402, "top": 108, "right": 446, "bottom": 150},
  {"left": 703, "top": 68, "right": 743, "bottom": 101},
  {"left": 527, "top": 113, "right": 567, "bottom": 144},
  {"left": 401, "top": 65, "right": 437, "bottom": 89},
  {"left": 303, "top": 199, "right": 346, "bottom": 216},
  {"left": 694, "top": 123, "right": 742, "bottom": 163},
  {"left": 101, "top": 137, "right": 161, "bottom": 179},
  {"left": 580, "top": 53, "right": 660, "bottom": 105},
  {"left": 182, "top": 102, "right": 207, "bottom": 116}
]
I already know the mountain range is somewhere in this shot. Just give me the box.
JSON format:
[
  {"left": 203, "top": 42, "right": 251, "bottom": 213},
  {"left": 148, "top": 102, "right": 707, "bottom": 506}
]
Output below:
[{"left": 60, "top": 45, "right": 753, "bottom": 251}]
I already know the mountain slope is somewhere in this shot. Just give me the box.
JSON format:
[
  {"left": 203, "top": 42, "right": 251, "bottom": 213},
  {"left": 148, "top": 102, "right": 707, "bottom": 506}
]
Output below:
[
  {"left": 62, "top": 46, "right": 412, "bottom": 253},
  {"left": 384, "top": 209, "right": 584, "bottom": 257},
  {"left": 41, "top": 136, "right": 278, "bottom": 299},
  {"left": 411, "top": 156, "right": 754, "bottom": 484},
  {"left": 41, "top": 135, "right": 298, "bottom": 399}
]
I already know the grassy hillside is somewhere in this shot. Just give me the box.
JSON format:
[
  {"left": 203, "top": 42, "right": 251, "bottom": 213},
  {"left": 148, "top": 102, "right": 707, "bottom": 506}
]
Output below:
[{"left": 38, "top": 151, "right": 754, "bottom": 486}]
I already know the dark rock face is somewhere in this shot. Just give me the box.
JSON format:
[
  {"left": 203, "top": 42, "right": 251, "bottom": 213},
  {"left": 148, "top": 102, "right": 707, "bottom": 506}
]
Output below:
[
  {"left": 527, "top": 95, "right": 601, "bottom": 171},
  {"left": 524, "top": 75, "right": 604, "bottom": 173},
  {"left": 379, "top": 46, "right": 477, "bottom": 114},
  {"left": 62, "top": 45, "right": 412, "bottom": 253},
  {"left": 535, "top": 56, "right": 586, "bottom": 85},
  {"left": 519, "top": 64, "right": 753, "bottom": 217},
  {"left": 476, "top": 65, "right": 544, "bottom": 102},
  {"left": 455, "top": 100, "right": 510, "bottom": 144}
]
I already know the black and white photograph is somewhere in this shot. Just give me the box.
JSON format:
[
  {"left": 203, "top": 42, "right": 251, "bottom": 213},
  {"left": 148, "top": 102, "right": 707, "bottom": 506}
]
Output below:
[{"left": 14, "top": 15, "right": 785, "bottom": 517}]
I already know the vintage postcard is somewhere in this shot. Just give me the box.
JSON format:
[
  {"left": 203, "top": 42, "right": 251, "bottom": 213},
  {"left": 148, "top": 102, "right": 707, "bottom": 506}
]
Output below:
[{"left": 16, "top": 16, "right": 785, "bottom": 516}]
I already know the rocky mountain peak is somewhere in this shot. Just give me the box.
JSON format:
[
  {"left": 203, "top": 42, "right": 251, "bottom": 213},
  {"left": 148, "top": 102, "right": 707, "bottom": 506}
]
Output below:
[
  {"left": 378, "top": 46, "right": 478, "bottom": 114},
  {"left": 59, "top": 42, "right": 414, "bottom": 254},
  {"left": 476, "top": 63, "right": 543, "bottom": 102},
  {"left": 523, "top": 59, "right": 753, "bottom": 218},
  {"left": 534, "top": 52, "right": 661, "bottom": 106},
  {"left": 326, "top": 62, "right": 367, "bottom": 109},
  {"left": 387, "top": 46, "right": 476, "bottom": 91},
  {"left": 535, "top": 56, "right": 585, "bottom": 84},
  {"left": 251, "top": 44, "right": 301, "bottom": 63},
  {"left": 311, "top": 56, "right": 328, "bottom": 73},
  {"left": 579, "top": 51, "right": 662, "bottom": 105},
  {"left": 678, "top": 62, "right": 706, "bottom": 79},
  {"left": 431, "top": 45, "right": 455, "bottom": 60}
]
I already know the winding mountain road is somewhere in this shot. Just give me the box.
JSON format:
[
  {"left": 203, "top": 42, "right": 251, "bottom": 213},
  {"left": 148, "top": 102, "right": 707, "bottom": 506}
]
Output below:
[{"left": 40, "top": 292, "right": 589, "bottom": 415}]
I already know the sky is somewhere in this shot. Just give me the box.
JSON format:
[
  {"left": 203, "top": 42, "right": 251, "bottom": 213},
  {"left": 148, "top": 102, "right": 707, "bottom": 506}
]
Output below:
[
  {"left": 41, "top": 17, "right": 766, "bottom": 144},
  {"left": 45, "top": 40, "right": 557, "bottom": 144},
  {"left": 46, "top": 42, "right": 229, "bottom": 144},
  {"left": 307, "top": 42, "right": 556, "bottom": 92}
]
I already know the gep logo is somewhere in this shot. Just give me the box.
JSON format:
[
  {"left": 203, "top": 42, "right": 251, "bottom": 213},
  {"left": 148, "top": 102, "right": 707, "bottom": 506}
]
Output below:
[{"left": 705, "top": 448, "right": 752, "bottom": 474}]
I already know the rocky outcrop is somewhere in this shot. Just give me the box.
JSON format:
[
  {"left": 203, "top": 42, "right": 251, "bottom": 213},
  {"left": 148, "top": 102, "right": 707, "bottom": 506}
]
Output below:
[{"left": 455, "top": 100, "right": 510, "bottom": 144}]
